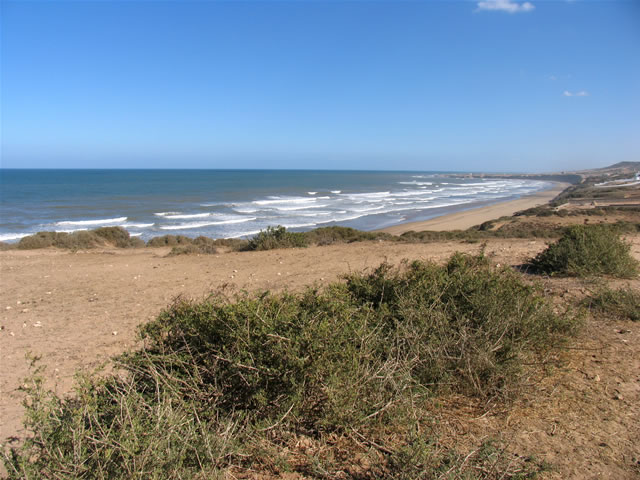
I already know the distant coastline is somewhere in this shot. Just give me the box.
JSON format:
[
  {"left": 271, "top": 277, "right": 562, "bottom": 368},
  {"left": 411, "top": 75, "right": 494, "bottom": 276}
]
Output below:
[{"left": 0, "top": 169, "right": 554, "bottom": 242}]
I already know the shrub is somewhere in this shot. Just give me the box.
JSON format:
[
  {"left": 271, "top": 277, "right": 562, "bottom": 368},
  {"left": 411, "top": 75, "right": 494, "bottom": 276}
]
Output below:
[
  {"left": 245, "top": 225, "right": 308, "bottom": 251},
  {"left": 583, "top": 286, "right": 640, "bottom": 321},
  {"left": 343, "top": 254, "right": 576, "bottom": 399},
  {"left": 303, "top": 226, "right": 393, "bottom": 245},
  {"left": 530, "top": 224, "right": 639, "bottom": 277},
  {"left": 15, "top": 227, "right": 144, "bottom": 250},
  {"left": 146, "top": 234, "right": 193, "bottom": 247},
  {"left": 3, "top": 254, "right": 578, "bottom": 478}
]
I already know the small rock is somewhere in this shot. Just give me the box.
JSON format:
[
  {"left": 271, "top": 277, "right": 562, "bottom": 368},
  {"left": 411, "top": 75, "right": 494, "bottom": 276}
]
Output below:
[
  {"left": 33, "top": 322, "right": 42, "bottom": 328},
  {"left": 233, "top": 269, "right": 238, "bottom": 273},
  {"left": 613, "top": 393, "right": 623, "bottom": 400},
  {"left": 16, "top": 301, "right": 21, "bottom": 305},
  {"left": 277, "top": 272, "right": 281, "bottom": 276},
  {"left": 21, "top": 308, "right": 29, "bottom": 313},
  {"left": 5, "top": 306, "right": 11, "bottom": 310},
  {"left": 112, "top": 331, "right": 118, "bottom": 336},
  {"left": 593, "top": 374, "right": 600, "bottom": 382},
  {"left": 10, "top": 331, "right": 15, "bottom": 336},
  {"left": 45, "top": 291, "right": 52, "bottom": 295}
]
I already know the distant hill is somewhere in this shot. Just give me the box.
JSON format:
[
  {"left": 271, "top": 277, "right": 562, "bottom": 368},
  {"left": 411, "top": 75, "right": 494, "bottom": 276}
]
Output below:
[{"left": 597, "top": 161, "right": 640, "bottom": 170}]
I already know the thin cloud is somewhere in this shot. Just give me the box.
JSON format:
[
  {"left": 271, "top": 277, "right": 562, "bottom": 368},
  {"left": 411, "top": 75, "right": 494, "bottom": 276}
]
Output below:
[
  {"left": 563, "top": 90, "right": 590, "bottom": 97},
  {"left": 476, "top": 0, "right": 535, "bottom": 13}
]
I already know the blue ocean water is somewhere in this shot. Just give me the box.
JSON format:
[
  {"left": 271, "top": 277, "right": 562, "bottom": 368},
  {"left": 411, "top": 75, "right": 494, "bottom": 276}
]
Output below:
[{"left": 0, "top": 169, "right": 551, "bottom": 242}]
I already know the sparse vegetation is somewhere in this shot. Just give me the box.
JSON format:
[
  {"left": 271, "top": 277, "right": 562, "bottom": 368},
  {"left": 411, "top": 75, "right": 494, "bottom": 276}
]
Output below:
[
  {"left": 530, "top": 224, "right": 639, "bottom": 277},
  {"left": 302, "top": 225, "right": 392, "bottom": 245},
  {"left": 583, "top": 286, "right": 640, "bottom": 321},
  {"left": 14, "top": 227, "right": 144, "bottom": 250},
  {"left": 3, "top": 254, "right": 578, "bottom": 478},
  {"left": 146, "top": 234, "right": 194, "bottom": 247},
  {"left": 245, "top": 225, "right": 308, "bottom": 251}
]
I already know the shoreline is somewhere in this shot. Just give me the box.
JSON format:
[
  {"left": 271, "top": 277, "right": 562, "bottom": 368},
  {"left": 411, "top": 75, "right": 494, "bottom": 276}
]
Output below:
[{"left": 379, "top": 182, "right": 569, "bottom": 234}]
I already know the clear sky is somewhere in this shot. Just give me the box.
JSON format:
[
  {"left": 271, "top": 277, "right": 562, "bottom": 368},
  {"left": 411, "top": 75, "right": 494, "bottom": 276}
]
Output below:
[{"left": 1, "top": 0, "right": 639, "bottom": 172}]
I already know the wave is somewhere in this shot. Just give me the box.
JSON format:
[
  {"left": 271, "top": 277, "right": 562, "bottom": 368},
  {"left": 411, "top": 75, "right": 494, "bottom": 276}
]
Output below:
[
  {"left": 274, "top": 204, "right": 329, "bottom": 211},
  {"left": 56, "top": 217, "right": 127, "bottom": 226},
  {"left": 122, "top": 223, "right": 155, "bottom": 228},
  {"left": 154, "top": 212, "right": 181, "bottom": 217},
  {"left": 398, "top": 181, "right": 433, "bottom": 186},
  {"left": 308, "top": 191, "right": 317, "bottom": 195},
  {"left": 161, "top": 213, "right": 210, "bottom": 219},
  {"left": 0, "top": 232, "right": 31, "bottom": 242},
  {"left": 340, "top": 191, "right": 390, "bottom": 199},
  {"left": 159, "top": 217, "right": 256, "bottom": 230},
  {"left": 331, "top": 190, "right": 341, "bottom": 194}
]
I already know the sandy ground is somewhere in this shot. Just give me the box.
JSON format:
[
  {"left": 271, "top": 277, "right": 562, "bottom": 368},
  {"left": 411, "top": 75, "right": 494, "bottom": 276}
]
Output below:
[
  {"left": 381, "top": 182, "right": 569, "bottom": 234},
  {"left": 1, "top": 240, "right": 534, "bottom": 442}
]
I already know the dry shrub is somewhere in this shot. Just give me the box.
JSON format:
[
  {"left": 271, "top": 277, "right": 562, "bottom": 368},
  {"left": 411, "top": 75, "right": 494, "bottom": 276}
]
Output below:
[{"left": 4, "top": 254, "right": 577, "bottom": 478}]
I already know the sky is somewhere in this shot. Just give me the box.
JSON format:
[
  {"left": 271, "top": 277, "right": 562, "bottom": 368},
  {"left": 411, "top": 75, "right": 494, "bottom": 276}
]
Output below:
[{"left": 1, "top": 0, "right": 639, "bottom": 172}]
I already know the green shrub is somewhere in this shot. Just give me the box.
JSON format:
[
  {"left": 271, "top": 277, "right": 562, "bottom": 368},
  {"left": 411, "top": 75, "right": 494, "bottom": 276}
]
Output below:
[
  {"left": 245, "top": 225, "right": 308, "bottom": 251},
  {"left": 15, "top": 227, "right": 143, "bottom": 250},
  {"left": 583, "top": 286, "right": 640, "bottom": 321},
  {"left": 344, "top": 254, "right": 576, "bottom": 398},
  {"left": 303, "top": 226, "right": 393, "bottom": 245},
  {"left": 530, "top": 224, "right": 639, "bottom": 277},
  {"left": 146, "top": 234, "right": 193, "bottom": 247},
  {"left": 3, "top": 254, "right": 578, "bottom": 478}
]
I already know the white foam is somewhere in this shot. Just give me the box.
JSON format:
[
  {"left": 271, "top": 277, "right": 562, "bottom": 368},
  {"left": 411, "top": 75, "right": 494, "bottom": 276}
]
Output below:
[
  {"left": 162, "top": 213, "right": 210, "bottom": 219},
  {"left": 154, "top": 212, "right": 181, "bottom": 217},
  {"left": 351, "top": 205, "right": 385, "bottom": 213},
  {"left": 340, "top": 191, "right": 390, "bottom": 199},
  {"left": 275, "top": 204, "right": 329, "bottom": 211},
  {"left": 56, "top": 217, "right": 127, "bottom": 226},
  {"left": 254, "top": 197, "right": 317, "bottom": 206},
  {"left": 159, "top": 217, "right": 256, "bottom": 230},
  {"left": 123, "top": 223, "right": 155, "bottom": 228},
  {"left": 55, "top": 228, "right": 89, "bottom": 233},
  {"left": 308, "top": 191, "right": 317, "bottom": 195},
  {"left": 0, "top": 233, "right": 31, "bottom": 242},
  {"left": 331, "top": 190, "right": 341, "bottom": 194}
]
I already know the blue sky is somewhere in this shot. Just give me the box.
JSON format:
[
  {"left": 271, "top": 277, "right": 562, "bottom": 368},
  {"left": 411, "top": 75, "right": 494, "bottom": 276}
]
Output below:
[{"left": 1, "top": 0, "right": 638, "bottom": 172}]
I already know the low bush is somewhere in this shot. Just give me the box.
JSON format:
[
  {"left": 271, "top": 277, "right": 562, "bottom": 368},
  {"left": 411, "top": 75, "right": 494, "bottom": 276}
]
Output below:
[
  {"left": 245, "top": 225, "right": 308, "bottom": 251},
  {"left": 303, "top": 226, "right": 393, "bottom": 245},
  {"left": 146, "top": 234, "right": 193, "bottom": 247},
  {"left": 16, "top": 227, "right": 143, "bottom": 250},
  {"left": 3, "top": 254, "right": 577, "bottom": 478},
  {"left": 583, "top": 286, "right": 640, "bottom": 321},
  {"left": 530, "top": 224, "right": 639, "bottom": 277}
]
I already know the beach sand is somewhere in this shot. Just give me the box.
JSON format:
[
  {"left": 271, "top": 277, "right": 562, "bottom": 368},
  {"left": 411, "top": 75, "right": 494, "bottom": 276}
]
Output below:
[{"left": 381, "top": 182, "right": 569, "bottom": 234}]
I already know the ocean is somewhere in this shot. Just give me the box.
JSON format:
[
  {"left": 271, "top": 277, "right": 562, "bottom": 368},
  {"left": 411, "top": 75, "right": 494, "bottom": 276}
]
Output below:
[{"left": 0, "top": 169, "right": 551, "bottom": 242}]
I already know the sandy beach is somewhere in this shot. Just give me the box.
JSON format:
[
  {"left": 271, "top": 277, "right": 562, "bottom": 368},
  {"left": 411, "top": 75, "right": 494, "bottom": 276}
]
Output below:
[{"left": 380, "top": 182, "right": 569, "bottom": 234}]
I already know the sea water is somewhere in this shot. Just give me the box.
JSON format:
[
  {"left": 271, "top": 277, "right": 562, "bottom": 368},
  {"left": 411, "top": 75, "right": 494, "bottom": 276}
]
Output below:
[{"left": 0, "top": 169, "right": 551, "bottom": 242}]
